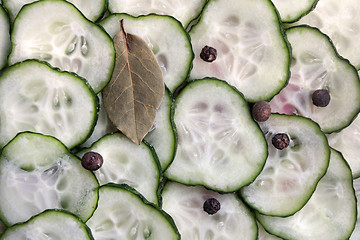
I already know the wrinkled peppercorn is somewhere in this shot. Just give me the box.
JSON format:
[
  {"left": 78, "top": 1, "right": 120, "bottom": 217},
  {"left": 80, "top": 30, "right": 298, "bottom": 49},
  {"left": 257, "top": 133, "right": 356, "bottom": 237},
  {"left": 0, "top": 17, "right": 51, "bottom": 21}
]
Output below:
[
  {"left": 252, "top": 101, "right": 271, "bottom": 122},
  {"left": 312, "top": 89, "right": 330, "bottom": 107},
  {"left": 272, "top": 133, "right": 290, "bottom": 150},
  {"left": 200, "top": 46, "right": 217, "bottom": 62},
  {"left": 203, "top": 198, "right": 221, "bottom": 215},
  {"left": 81, "top": 151, "right": 103, "bottom": 171}
]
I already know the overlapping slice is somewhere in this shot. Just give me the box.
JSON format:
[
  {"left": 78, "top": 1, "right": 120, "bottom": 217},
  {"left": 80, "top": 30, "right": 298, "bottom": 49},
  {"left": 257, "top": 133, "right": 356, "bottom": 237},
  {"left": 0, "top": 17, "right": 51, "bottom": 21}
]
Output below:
[
  {"left": 257, "top": 149, "right": 357, "bottom": 240},
  {"left": 100, "top": 13, "right": 193, "bottom": 93},
  {"left": 271, "top": 0, "right": 318, "bottom": 23},
  {"left": 0, "top": 60, "right": 98, "bottom": 149},
  {"left": 162, "top": 181, "right": 258, "bottom": 240},
  {"left": 86, "top": 184, "right": 180, "bottom": 240},
  {"left": 240, "top": 114, "right": 330, "bottom": 216},
  {"left": 77, "top": 132, "right": 162, "bottom": 206},
  {"left": 350, "top": 176, "right": 360, "bottom": 239},
  {"left": 0, "top": 210, "right": 93, "bottom": 240},
  {"left": 189, "top": 0, "right": 290, "bottom": 102},
  {"left": 8, "top": 0, "right": 115, "bottom": 93},
  {"left": 165, "top": 78, "right": 267, "bottom": 192},
  {"left": 0, "top": 132, "right": 99, "bottom": 226},
  {"left": 270, "top": 26, "right": 360, "bottom": 133},
  {"left": 0, "top": 4, "right": 10, "bottom": 71}
]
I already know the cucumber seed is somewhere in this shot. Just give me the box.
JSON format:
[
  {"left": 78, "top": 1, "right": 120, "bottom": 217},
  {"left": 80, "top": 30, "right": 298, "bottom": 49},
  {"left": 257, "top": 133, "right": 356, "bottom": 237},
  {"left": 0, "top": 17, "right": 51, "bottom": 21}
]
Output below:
[
  {"left": 82, "top": 151, "right": 103, "bottom": 171},
  {"left": 200, "top": 46, "right": 217, "bottom": 62},
  {"left": 272, "top": 133, "right": 290, "bottom": 150},
  {"left": 312, "top": 89, "right": 330, "bottom": 107},
  {"left": 203, "top": 198, "right": 221, "bottom": 215}
]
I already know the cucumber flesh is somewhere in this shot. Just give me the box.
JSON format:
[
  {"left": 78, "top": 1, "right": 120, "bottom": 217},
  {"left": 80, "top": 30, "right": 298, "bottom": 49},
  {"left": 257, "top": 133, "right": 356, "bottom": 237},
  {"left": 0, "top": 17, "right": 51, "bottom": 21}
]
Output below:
[
  {"left": 0, "top": 132, "right": 99, "bottom": 226},
  {"left": 257, "top": 149, "right": 357, "bottom": 240},
  {"left": 350, "top": 176, "right": 360, "bottom": 240},
  {"left": 161, "top": 181, "right": 258, "bottom": 240},
  {"left": 257, "top": 221, "right": 282, "bottom": 240},
  {"left": 8, "top": 0, "right": 115, "bottom": 93},
  {"left": 269, "top": 26, "right": 360, "bottom": 133},
  {"left": 271, "top": 0, "right": 318, "bottom": 23},
  {"left": 0, "top": 4, "right": 10, "bottom": 71}
]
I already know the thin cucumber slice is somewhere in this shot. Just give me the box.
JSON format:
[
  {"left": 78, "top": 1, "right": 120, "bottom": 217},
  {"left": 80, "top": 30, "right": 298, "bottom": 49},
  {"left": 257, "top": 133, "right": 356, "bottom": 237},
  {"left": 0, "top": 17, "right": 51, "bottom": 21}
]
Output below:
[
  {"left": 0, "top": 132, "right": 99, "bottom": 226},
  {"left": 188, "top": 0, "right": 290, "bottom": 102},
  {"left": 269, "top": 26, "right": 360, "bottom": 133},
  {"left": 86, "top": 184, "right": 180, "bottom": 240},
  {"left": 144, "top": 88, "right": 176, "bottom": 171},
  {"left": 100, "top": 13, "right": 193, "bottom": 93},
  {"left": 165, "top": 79, "right": 268, "bottom": 192},
  {"left": 327, "top": 113, "right": 360, "bottom": 178},
  {"left": 161, "top": 181, "right": 258, "bottom": 240},
  {"left": 350, "top": 176, "right": 360, "bottom": 240},
  {"left": 290, "top": 0, "right": 360, "bottom": 69},
  {"left": 257, "top": 221, "right": 283, "bottom": 240},
  {"left": 240, "top": 114, "right": 330, "bottom": 216},
  {"left": 271, "top": 0, "right": 318, "bottom": 23},
  {"left": 108, "top": 0, "right": 206, "bottom": 28},
  {"left": 0, "top": 60, "right": 98, "bottom": 149},
  {"left": 0, "top": 210, "right": 94, "bottom": 240},
  {"left": 3, "top": 0, "right": 107, "bottom": 22},
  {"left": 77, "top": 132, "right": 162, "bottom": 206},
  {"left": 0, "top": 4, "right": 10, "bottom": 71},
  {"left": 8, "top": 0, "right": 115, "bottom": 93},
  {"left": 257, "top": 149, "right": 357, "bottom": 240}
]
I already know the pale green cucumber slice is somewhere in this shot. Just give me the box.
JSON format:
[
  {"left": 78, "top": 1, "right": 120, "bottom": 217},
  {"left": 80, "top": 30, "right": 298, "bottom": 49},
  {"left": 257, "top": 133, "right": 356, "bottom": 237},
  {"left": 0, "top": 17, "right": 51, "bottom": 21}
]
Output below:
[
  {"left": 271, "top": 0, "right": 318, "bottom": 23},
  {"left": 257, "top": 221, "right": 283, "bottom": 240},
  {"left": 0, "top": 210, "right": 93, "bottom": 240},
  {"left": 188, "top": 0, "right": 290, "bottom": 102},
  {"left": 350, "top": 176, "right": 360, "bottom": 240},
  {"left": 108, "top": 0, "right": 206, "bottom": 28},
  {"left": 86, "top": 184, "right": 180, "bottom": 240},
  {"left": 8, "top": 0, "right": 115, "bottom": 93},
  {"left": 290, "top": 0, "right": 360, "bottom": 69},
  {"left": 3, "top": 0, "right": 107, "bottom": 22},
  {"left": 100, "top": 13, "right": 193, "bottom": 93},
  {"left": 77, "top": 132, "right": 161, "bottom": 206},
  {"left": 165, "top": 78, "right": 267, "bottom": 192},
  {"left": 161, "top": 181, "right": 258, "bottom": 240},
  {"left": 240, "top": 114, "right": 330, "bottom": 216},
  {"left": 144, "top": 88, "right": 176, "bottom": 171},
  {"left": 0, "top": 132, "right": 99, "bottom": 226},
  {"left": 269, "top": 26, "right": 360, "bottom": 133},
  {"left": 327, "top": 113, "right": 360, "bottom": 178},
  {"left": 257, "top": 149, "right": 357, "bottom": 240},
  {"left": 0, "top": 60, "right": 98, "bottom": 149},
  {"left": 0, "top": 4, "right": 10, "bottom": 71}
]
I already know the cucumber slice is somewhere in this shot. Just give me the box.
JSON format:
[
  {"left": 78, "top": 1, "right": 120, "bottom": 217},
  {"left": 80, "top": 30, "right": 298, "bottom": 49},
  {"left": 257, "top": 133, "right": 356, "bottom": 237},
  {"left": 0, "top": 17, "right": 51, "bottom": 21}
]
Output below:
[
  {"left": 327, "top": 113, "right": 360, "bottom": 178},
  {"left": 269, "top": 26, "right": 360, "bottom": 133},
  {"left": 8, "top": 0, "right": 115, "bottom": 93},
  {"left": 3, "top": 0, "right": 107, "bottom": 22},
  {"left": 107, "top": 0, "right": 206, "bottom": 28},
  {"left": 77, "top": 132, "right": 162, "bottom": 206},
  {"left": 0, "top": 132, "right": 99, "bottom": 226},
  {"left": 144, "top": 88, "right": 176, "bottom": 171},
  {"left": 350, "top": 176, "right": 360, "bottom": 240},
  {"left": 100, "top": 13, "right": 193, "bottom": 93},
  {"left": 240, "top": 114, "right": 330, "bottom": 216},
  {"left": 0, "top": 4, "right": 10, "bottom": 71},
  {"left": 271, "top": 0, "right": 318, "bottom": 23},
  {"left": 0, "top": 60, "right": 98, "bottom": 149},
  {"left": 86, "top": 184, "right": 180, "bottom": 240},
  {"left": 165, "top": 78, "right": 267, "bottom": 192},
  {"left": 0, "top": 210, "right": 93, "bottom": 240},
  {"left": 291, "top": 0, "right": 360, "bottom": 69},
  {"left": 0, "top": 220, "right": 5, "bottom": 235},
  {"left": 257, "top": 149, "right": 357, "bottom": 240},
  {"left": 188, "top": 0, "right": 290, "bottom": 102},
  {"left": 161, "top": 181, "right": 258, "bottom": 240},
  {"left": 257, "top": 221, "right": 282, "bottom": 240}
]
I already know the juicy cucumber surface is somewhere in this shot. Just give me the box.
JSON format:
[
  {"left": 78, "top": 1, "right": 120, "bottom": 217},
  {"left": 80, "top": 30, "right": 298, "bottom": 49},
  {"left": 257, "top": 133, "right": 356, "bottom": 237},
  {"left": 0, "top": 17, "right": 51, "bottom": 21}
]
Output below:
[
  {"left": 0, "top": 132, "right": 99, "bottom": 226},
  {"left": 0, "top": 4, "right": 10, "bottom": 71},
  {"left": 189, "top": 0, "right": 290, "bottom": 102},
  {"left": 350, "top": 176, "right": 360, "bottom": 240},
  {"left": 165, "top": 78, "right": 268, "bottom": 192},
  {"left": 271, "top": 0, "right": 318, "bottom": 23},
  {"left": 0, "top": 60, "right": 98, "bottom": 149},
  {"left": 269, "top": 26, "right": 360, "bottom": 133},
  {"left": 0, "top": 210, "right": 94, "bottom": 240},
  {"left": 257, "top": 149, "right": 357, "bottom": 240},
  {"left": 8, "top": 0, "right": 115, "bottom": 93}
]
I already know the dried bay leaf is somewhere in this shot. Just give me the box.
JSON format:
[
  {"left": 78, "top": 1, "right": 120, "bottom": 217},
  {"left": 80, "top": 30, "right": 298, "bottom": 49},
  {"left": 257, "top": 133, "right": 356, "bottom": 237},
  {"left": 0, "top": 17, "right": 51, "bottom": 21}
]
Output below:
[{"left": 103, "top": 20, "right": 164, "bottom": 145}]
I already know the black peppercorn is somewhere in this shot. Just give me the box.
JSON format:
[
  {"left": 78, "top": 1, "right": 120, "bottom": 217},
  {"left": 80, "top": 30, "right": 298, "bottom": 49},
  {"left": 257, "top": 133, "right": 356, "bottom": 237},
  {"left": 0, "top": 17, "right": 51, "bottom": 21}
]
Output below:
[
  {"left": 203, "top": 198, "right": 221, "bottom": 215},
  {"left": 312, "top": 89, "right": 330, "bottom": 107},
  {"left": 252, "top": 101, "right": 271, "bottom": 122},
  {"left": 200, "top": 46, "right": 217, "bottom": 62},
  {"left": 81, "top": 151, "right": 103, "bottom": 171},
  {"left": 272, "top": 133, "right": 290, "bottom": 150}
]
